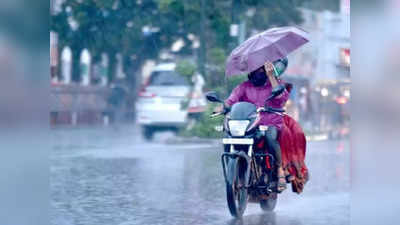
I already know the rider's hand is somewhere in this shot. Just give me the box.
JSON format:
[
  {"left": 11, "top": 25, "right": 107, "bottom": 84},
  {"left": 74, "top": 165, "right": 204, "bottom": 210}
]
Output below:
[
  {"left": 264, "top": 61, "right": 279, "bottom": 87},
  {"left": 213, "top": 105, "right": 224, "bottom": 114},
  {"left": 264, "top": 62, "right": 275, "bottom": 77},
  {"left": 256, "top": 107, "right": 266, "bottom": 113}
]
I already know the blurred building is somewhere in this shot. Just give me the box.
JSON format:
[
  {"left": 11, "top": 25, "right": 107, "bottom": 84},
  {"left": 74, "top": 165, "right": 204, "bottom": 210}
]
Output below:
[
  {"left": 299, "top": 3, "right": 350, "bottom": 83},
  {"left": 284, "top": 1, "right": 350, "bottom": 134}
]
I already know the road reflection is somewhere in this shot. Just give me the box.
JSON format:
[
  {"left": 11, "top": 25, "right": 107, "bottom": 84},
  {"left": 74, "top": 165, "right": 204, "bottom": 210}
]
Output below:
[
  {"left": 51, "top": 128, "right": 349, "bottom": 225},
  {"left": 226, "top": 212, "right": 304, "bottom": 225}
]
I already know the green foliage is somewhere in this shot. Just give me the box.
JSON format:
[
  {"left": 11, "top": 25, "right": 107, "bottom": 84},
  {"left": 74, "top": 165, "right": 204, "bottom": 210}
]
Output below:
[
  {"left": 208, "top": 47, "right": 226, "bottom": 66},
  {"left": 183, "top": 74, "right": 246, "bottom": 139},
  {"left": 51, "top": 0, "right": 315, "bottom": 137},
  {"left": 51, "top": 0, "right": 165, "bottom": 82},
  {"left": 303, "top": 0, "right": 340, "bottom": 12},
  {"left": 184, "top": 104, "right": 224, "bottom": 138},
  {"left": 206, "top": 47, "right": 227, "bottom": 89},
  {"left": 159, "top": 0, "right": 175, "bottom": 11},
  {"left": 244, "top": 0, "right": 308, "bottom": 31},
  {"left": 175, "top": 60, "right": 197, "bottom": 82},
  {"left": 51, "top": 0, "right": 310, "bottom": 83}
]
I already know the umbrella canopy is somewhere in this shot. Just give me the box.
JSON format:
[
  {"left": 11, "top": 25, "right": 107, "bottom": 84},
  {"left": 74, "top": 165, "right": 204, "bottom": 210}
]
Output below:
[{"left": 225, "top": 26, "right": 309, "bottom": 76}]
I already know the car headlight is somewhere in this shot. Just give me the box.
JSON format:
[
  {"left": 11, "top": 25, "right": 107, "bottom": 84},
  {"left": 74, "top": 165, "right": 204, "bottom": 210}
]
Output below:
[{"left": 228, "top": 120, "right": 250, "bottom": 137}]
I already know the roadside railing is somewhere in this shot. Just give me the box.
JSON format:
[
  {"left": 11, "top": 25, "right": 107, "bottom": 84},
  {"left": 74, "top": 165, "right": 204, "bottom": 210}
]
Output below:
[{"left": 50, "top": 84, "right": 111, "bottom": 126}]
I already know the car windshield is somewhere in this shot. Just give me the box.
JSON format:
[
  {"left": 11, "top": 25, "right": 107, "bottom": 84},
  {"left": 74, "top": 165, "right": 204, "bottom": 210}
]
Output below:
[{"left": 148, "top": 71, "right": 188, "bottom": 86}]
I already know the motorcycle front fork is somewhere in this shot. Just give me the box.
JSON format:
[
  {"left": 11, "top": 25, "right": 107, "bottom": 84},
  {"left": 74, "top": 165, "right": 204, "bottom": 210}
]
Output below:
[{"left": 221, "top": 147, "right": 251, "bottom": 187}]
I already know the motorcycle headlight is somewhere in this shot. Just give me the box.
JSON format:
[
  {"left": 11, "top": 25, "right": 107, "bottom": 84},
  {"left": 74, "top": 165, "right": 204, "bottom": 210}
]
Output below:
[{"left": 228, "top": 120, "right": 250, "bottom": 137}]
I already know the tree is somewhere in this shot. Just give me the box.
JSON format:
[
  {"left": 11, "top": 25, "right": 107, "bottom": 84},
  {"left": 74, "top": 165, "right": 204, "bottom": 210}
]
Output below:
[
  {"left": 51, "top": 0, "right": 312, "bottom": 87},
  {"left": 51, "top": 0, "right": 170, "bottom": 84},
  {"left": 303, "top": 0, "right": 340, "bottom": 12},
  {"left": 158, "top": 0, "right": 310, "bottom": 86}
]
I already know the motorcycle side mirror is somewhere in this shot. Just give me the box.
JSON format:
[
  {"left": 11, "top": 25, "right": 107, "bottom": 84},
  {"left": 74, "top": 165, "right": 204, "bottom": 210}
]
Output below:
[
  {"left": 266, "top": 84, "right": 286, "bottom": 102},
  {"left": 271, "top": 84, "right": 285, "bottom": 97},
  {"left": 205, "top": 91, "right": 223, "bottom": 103}
]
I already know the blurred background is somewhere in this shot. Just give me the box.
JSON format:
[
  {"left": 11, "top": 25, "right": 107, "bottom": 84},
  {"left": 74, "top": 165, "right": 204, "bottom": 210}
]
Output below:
[
  {"left": 50, "top": 0, "right": 350, "bottom": 141},
  {"left": 47, "top": 1, "right": 353, "bottom": 225},
  {"left": 5, "top": 0, "right": 400, "bottom": 224}
]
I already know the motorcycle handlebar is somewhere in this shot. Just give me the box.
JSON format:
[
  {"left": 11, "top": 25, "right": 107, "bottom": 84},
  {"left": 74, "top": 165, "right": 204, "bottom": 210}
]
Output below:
[
  {"left": 268, "top": 107, "right": 285, "bottom": 113},
  {"left": 209, "top": 104, "right": 230, "bottom": 118},
  {"left": 210, "top": 112, "right": 223, "bottom": 118},
  {"left": 210, "top": 106, "right": 284, "bottom": 118},
  {"left": 259, "top": 107, "right": 285, "bottom": 113}
]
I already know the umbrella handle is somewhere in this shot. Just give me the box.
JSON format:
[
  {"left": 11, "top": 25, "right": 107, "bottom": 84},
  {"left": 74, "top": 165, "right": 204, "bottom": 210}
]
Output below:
[{"left": 272, "top": 65, "right": 279, "bottom": 77}]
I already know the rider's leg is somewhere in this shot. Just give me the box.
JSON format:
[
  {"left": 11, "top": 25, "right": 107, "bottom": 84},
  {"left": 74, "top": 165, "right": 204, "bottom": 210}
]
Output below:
[
  {"left": 265, "top": 126, "right": 286, "bottom": 192},
  {"left": 265, "top": 126, "right": 281, "bottom": 167}
]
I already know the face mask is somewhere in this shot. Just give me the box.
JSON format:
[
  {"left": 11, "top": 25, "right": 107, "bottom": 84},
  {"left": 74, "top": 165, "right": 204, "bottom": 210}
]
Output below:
[{"left": 249, "top": 70, "right": 267, "bottom": 86}]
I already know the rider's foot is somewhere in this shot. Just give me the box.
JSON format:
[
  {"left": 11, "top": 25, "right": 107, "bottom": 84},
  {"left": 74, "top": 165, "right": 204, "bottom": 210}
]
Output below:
[
  {"left": 284, "top": 170, "right": 295, "bottom": 183},
  {"left": 277, "top": 176, "right": 287, "bottom": 193},
  {"left": 277, "top": 167, "right": 287, "bottom": 193},
  {"left": 286, "top": 174, "right": 295, "bottom": 183}
]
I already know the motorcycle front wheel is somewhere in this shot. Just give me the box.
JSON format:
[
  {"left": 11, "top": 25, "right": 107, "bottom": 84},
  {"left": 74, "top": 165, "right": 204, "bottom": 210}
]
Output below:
[{"left": 226, "top": 157, "right": 248, "bottom": 218}]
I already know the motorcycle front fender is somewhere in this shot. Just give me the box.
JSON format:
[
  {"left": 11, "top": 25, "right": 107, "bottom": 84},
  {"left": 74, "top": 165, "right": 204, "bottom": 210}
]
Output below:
[{"left": 221, "top": 151, "right": 251, "bottom": 186}]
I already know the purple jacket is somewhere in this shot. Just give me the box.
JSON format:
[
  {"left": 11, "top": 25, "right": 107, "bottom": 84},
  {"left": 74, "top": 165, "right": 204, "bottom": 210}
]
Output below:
[{"left": 225, "top": 80, "right": 289, "bottom": 130}]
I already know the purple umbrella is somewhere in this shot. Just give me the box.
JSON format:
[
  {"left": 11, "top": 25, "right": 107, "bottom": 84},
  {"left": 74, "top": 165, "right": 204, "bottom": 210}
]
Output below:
[{"left": 225, "top": 26, "right": 309, "bottom": 76}]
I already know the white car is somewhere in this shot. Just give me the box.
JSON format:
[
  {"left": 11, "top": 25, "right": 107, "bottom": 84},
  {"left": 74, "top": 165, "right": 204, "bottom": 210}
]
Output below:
[{"left": 136, "top": 63, "right": 191, "bottom": 140}]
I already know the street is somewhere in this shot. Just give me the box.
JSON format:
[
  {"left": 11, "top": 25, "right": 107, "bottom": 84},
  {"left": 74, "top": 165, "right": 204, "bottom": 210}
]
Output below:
[{"left": 51, "top": 127, "right": 350, "bottom": 225}]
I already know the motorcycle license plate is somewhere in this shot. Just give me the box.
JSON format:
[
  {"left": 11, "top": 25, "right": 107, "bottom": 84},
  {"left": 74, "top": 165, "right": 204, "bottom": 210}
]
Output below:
[{"left": 222, "top": 138, "right": 254, "bottom": 145}]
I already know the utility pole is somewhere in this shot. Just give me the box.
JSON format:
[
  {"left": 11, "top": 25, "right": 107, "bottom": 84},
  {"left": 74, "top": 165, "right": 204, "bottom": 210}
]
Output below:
[
  {"left": 198, "top": 0, "right": 206, "bottom": 76},
  {"left": 229, "top": 0, "right": 240, "bottom": 51}
]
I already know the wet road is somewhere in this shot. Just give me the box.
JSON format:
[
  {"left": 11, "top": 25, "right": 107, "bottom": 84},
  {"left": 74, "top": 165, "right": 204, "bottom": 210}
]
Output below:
[{"left": 51, "top": 127, "right": 350, "bottom": 225}]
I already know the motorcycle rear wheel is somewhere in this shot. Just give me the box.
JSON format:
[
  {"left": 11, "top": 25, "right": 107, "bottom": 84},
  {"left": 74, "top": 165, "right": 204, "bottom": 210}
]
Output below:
[
  {"left": 260, "top": 193, "right": 278, "bottom": 211},
  {"left": 226, "top": 157, "right": 248, "bottom": 218}
]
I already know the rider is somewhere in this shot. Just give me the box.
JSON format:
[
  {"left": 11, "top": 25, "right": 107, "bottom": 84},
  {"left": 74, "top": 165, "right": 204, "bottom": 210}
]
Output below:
[{"left": 223, "top": 58, "right": 289, "bottom": 192}]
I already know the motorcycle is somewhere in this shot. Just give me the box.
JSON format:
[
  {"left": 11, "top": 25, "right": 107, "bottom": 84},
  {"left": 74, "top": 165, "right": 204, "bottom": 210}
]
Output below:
[{"left": 205, "top": 85, "right": 286, "bottom": 218}]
